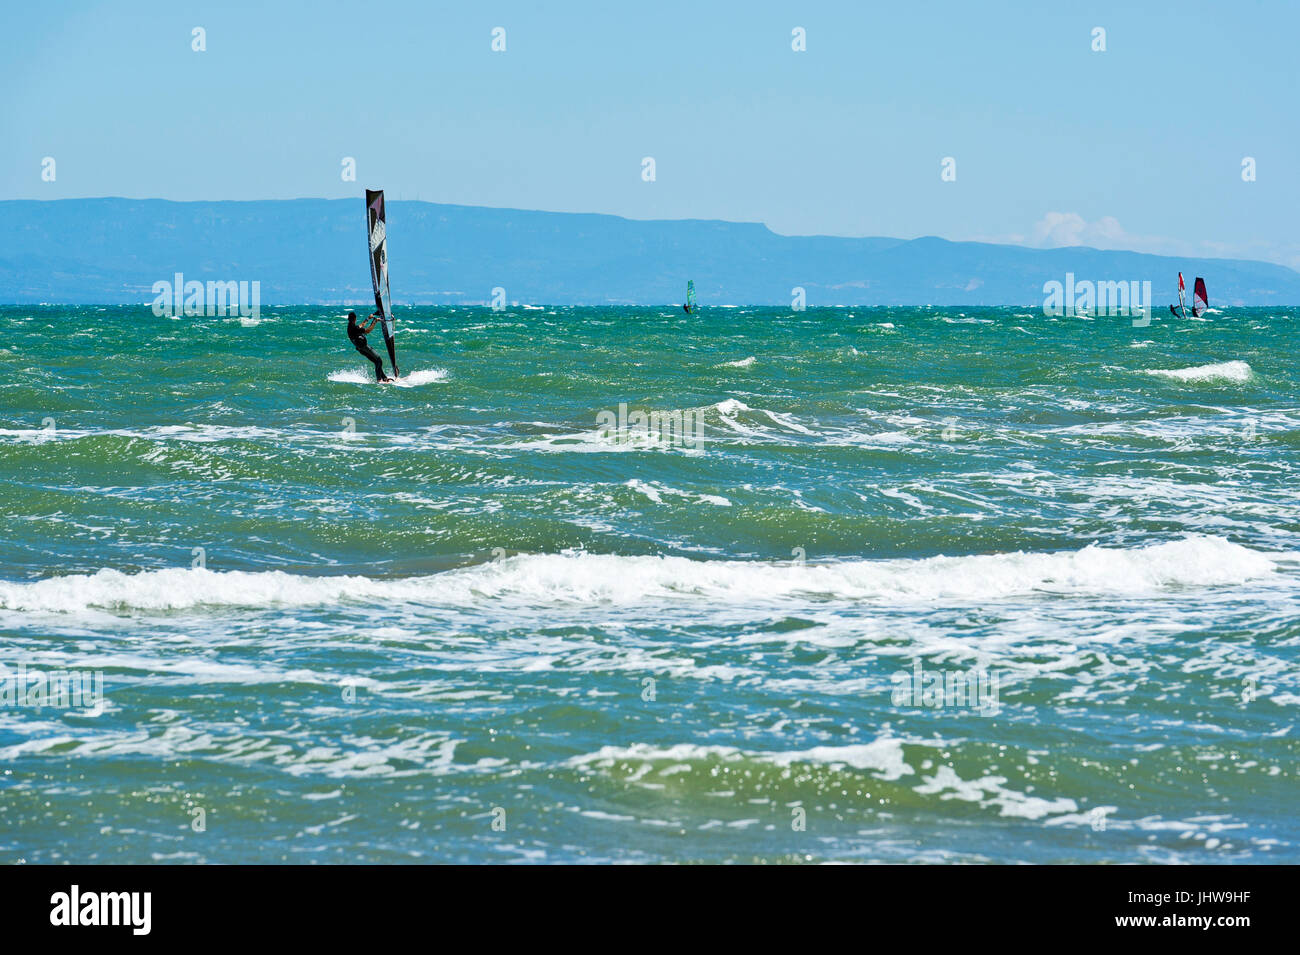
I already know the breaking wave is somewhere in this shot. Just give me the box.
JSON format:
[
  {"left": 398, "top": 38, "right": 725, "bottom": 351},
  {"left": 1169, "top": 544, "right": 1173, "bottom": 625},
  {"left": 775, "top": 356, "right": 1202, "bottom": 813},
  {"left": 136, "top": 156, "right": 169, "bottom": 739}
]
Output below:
[{"left": 1, "top": 535, "right": 1277, "bottom": 615}]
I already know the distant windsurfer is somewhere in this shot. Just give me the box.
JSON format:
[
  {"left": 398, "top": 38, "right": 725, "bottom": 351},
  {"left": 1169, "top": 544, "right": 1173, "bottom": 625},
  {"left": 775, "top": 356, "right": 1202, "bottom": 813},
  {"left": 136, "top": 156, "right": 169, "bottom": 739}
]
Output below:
[
  {"left": 347, "top": 311, "right": 393, "bottom": 382},
  {"left": 1169, "top": 271, "right": 1187, "bottom": 318},
  {"left": 1166, "top": 274, "right": 1208, "bottom": 319}
]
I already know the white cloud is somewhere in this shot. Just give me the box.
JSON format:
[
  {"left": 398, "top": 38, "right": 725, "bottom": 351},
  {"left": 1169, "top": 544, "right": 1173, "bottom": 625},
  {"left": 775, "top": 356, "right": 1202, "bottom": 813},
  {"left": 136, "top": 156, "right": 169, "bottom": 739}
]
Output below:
[
  {"left": 943, "top": 214, "right": 1300, "bottom": 272},
  {"left": 1031, "top": 212, "right": 1130, "bottom": 249}
]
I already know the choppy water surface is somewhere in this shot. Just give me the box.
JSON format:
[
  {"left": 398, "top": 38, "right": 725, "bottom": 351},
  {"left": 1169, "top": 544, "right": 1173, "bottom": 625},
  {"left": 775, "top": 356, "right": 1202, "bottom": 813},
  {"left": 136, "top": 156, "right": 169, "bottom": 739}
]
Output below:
[{"left": 0, "top": 305, "right": 1296, "bottom": 863}]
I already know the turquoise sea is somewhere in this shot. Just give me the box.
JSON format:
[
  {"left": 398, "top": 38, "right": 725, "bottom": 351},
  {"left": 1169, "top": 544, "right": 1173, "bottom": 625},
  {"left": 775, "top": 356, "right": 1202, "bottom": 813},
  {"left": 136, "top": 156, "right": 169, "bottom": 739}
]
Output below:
[{"left": 0, "top": 304, "right": 1296, "bottom": 863}]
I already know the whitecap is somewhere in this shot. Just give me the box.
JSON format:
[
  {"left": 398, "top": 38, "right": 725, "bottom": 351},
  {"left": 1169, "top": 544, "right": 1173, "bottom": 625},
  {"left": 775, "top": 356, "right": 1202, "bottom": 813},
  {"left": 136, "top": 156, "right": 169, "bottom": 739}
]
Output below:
[
  {"left": 2, "top": 535, "right": 1278, "bottom": 616},
  {"left": 328, "top": 367, "right": 448, "bottom": 387},
  {"left": 1144, "top": 360, "right": 1252, "bottom": 383}
]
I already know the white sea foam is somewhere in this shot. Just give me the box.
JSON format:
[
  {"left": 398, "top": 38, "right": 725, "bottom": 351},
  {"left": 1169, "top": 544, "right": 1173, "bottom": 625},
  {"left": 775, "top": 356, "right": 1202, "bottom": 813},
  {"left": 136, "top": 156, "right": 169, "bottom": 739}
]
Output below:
[
  {"left": 625, "top": 479, "right": 731, "bottom": 507},
  {"left": 0, "top": 535, "right": 1278, "bottom": 615},
  {"left": 718, "top": 356, "right": 756, "bottom": 368},
  {"left": 1144, "top": 360, "right": 1252, "bottom": 383},
  {"left": 713, "top": 398, "right": 750, "bottom": 415},
  {"left": 915, "top": 764, "right": 1079, "bottom": 819},
  {"left": 567, "top": 738, "right": 913, "bottom": 781},
  {"left": 566, "top": 738, "right": 1075, "bottom": 818},
  {"left": 0, "top": 724, "right": 460, "bottom": 778},
  {"left": 496, "top": 398, "right": 760, "bottom": 454},
  {"left": 760, "top": 409, "right": 816, "bottom": 434},
  {"left": 0, "top": 424, "right": 322, "bottom": 444},
  {"left": 327, "top": 367, "right": 448, "bottom": 387}
]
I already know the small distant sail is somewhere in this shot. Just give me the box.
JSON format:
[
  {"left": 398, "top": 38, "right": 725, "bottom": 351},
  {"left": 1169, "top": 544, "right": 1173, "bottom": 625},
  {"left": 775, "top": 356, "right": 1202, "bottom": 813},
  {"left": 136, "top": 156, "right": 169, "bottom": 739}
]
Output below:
[
  {"left": 684, "top": 280, "right": 697, "bottom": 314},
  {"left": 365, "top": 189, "right": 398, "bottom": 376},
  {"left": 1191, "top": 277, "right": 1208, "bottom": 317}
]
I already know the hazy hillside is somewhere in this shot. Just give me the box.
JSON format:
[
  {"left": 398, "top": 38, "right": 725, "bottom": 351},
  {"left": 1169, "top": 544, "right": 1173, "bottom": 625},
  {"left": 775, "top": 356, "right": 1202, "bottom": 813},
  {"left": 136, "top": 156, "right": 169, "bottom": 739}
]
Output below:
[{"left": 1, "top": 198, "right": 1297, "bottom": 306}]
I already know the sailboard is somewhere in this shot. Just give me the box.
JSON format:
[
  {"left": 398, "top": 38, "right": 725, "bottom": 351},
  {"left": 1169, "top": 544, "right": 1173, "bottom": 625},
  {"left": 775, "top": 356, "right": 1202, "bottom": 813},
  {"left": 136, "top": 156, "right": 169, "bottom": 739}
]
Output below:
[
  {"left": 365, "top": 189, "right": 398, "bottom": 377},
  {"left": 1169, "top": 271, "right": 1187, "bottom": 318},
  {"left": 684, "top": 279, "right": 697, "bottom": 314},
  {"left": 1191, "top": 276, "right": 1208, "bottom": 317}
]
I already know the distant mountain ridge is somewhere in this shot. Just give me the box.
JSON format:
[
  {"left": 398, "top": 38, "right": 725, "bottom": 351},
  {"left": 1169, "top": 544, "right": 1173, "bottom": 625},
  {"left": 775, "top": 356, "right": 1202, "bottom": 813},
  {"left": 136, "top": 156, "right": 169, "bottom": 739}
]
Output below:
[{"left": 1, "top": 198, "right": 1297, "bottom": 306}]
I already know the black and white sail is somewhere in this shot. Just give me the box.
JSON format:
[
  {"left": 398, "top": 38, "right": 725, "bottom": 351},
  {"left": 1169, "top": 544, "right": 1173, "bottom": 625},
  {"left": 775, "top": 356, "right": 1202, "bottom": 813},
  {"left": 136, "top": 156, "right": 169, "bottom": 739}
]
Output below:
[{"left": 365, "top": 189, "right": 398, "bottom": 376}]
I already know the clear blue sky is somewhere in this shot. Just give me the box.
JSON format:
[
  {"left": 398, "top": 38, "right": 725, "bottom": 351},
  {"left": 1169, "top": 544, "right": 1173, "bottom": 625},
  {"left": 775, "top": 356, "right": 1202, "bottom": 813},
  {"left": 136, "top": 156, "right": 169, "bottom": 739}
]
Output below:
[{"left": 3, "top": 0, "right": 1296, "bottom": 267}]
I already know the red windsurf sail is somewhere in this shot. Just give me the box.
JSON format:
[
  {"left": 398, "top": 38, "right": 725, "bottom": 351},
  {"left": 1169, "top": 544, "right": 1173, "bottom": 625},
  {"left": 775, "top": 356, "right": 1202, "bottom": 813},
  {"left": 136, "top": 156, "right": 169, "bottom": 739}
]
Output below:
[
  {"left": 1170, "top": 271, "right": 1187, "bottom": 317},
  {"left": 1192, "top": 277, "right": 1208, "bottom": 317}
]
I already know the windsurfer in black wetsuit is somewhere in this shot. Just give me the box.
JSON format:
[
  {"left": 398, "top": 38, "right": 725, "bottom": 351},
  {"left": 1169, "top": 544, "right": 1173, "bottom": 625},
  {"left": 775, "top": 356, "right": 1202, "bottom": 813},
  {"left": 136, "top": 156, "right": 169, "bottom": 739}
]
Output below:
[{"left": 347, "top": 311, "right": 393, "bottom": 382}]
